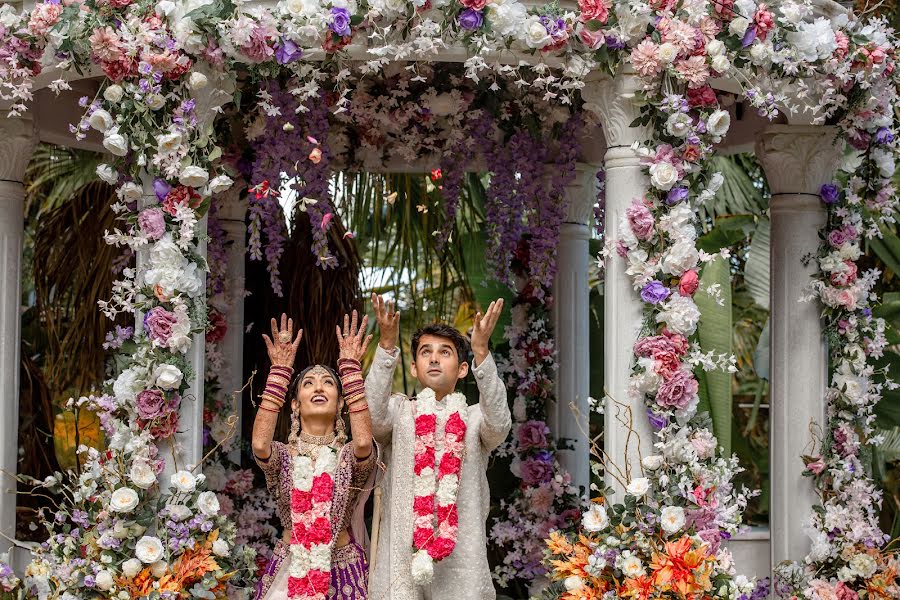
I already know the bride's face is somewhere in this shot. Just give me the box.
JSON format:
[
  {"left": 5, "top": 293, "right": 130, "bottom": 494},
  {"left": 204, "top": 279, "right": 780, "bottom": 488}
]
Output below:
[{"left": 293, "top": 368, "right": 340, "bottom": 421}]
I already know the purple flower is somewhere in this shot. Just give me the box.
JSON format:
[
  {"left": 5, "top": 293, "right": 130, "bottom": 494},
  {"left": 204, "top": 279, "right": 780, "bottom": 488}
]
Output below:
[
  {"left": 138, "top": 207, "right": 166, "bottom": 240},
  {"left": 458, "top": 8, "right": 483, "bottom": 30},
  {"left": 144, "top": 306, "right": 178, "bottom": 346},
  {"left": 641, "top": 280, "right": 670, "bottom": 304},
  {"left": 874, "top": 126, "right": 894, "bottom": 144},
  {"left": 820, "top": 183, "right": 840, "bottom": 205},
  {"left": 153, "top": 178, "right": 172, "bottom": 202},
  {"left": 275, "top": 38, "right": 302, "bottom": 64},
  {"left": 741, "top": 24, "right": 757, "bottom": 47},
  {"left": 516, "top": 420, "right": 549, "bottom": 450},
  {"left": 605, "top": 35, "right": 625, "bottom": 50},
  {"left": 666, "top": 187, "right": 689, "bottom": 205},
  {"left": 136, "top": 389, "right": 168, "bottom": 420},
  {"left": 84, "top": 576, "right": 95, "bottom": 588},
  {"left": 520, "top": 451, "right": 554, "bottom": 485},
  {"left": 329, "top": 7, "right": 351, "bottom": 37},
  {"left": 656, "top": 370, "right": 700, "bottom": 410},
  {"left": 647, "top": 409, "right": 669, "bottom": 431}
]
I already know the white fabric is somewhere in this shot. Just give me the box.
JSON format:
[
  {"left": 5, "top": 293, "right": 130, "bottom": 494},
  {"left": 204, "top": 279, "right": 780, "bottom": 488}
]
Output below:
[{"left": 366, "top": 345, "right": 511, "bottom": 600}]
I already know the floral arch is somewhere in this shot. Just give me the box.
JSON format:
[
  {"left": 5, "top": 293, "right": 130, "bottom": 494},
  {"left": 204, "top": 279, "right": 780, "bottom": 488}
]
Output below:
[{"left": 0, "top": 0, "right": 897, "bottom": 598}]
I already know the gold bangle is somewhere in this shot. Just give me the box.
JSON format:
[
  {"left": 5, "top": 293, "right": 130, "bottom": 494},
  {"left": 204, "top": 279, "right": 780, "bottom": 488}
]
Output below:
[{"left": 348, "top": 403, "right": 369, "bottom": 414}]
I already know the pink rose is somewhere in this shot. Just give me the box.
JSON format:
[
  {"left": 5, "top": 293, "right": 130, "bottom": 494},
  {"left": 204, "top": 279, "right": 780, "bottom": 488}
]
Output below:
[
  {"left": 138, "top": 208, "right": 166, "bottom": 240},
  {"left": 830, "top": 260, "right": 858, "bottom": 287},
  {"left": 656, "top": 370, "right": 699, "bottom": 411},
  {"left": 136, "top": 389, "right": 167, "bottom": 420},
  {"left": 520, "top": 452, "right": 554, "bottom": 485},
  {"left": 626, "top": 199, "right": 655, "bottom": 240},
  {"left": 516, "top": 420, "right": 549, "bottom": 451},
  {"left": 578, "top": 0, "right": 610, "bottom": 23},
  {"left": 679, "top": 270, "right": 699, "bottom": 296},
  {"left": 578, "top": 27, "right": 605, "bottom": 50},
  {"left": 144, "top": 306, "right": 177, "bottom": 346},
  {"left": 828, "top": 229, "right": 849, "bottom": 247},
  {"left": 460, "top": 0, "right": 487, "bottom": 9}
]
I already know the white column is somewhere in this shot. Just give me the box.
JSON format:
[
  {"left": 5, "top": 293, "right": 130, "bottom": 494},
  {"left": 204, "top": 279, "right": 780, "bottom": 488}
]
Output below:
[
  {"left": 138, "top": 173, "right": 206, "bottom": 478},
  {"left": 216, "top": 188, "right": 247, "bottom": 465},
  {"left": 552, "top": 163, "right": 597, "bottom": 497},
  {"left": 755, "top": 125, "right": 839, "bottom": 568},
  {"left": 0, "top": 115, "right": 36, "bottom": 556},
  {"left": 583, "top": 68, "right": 654, "bottom": 497}
]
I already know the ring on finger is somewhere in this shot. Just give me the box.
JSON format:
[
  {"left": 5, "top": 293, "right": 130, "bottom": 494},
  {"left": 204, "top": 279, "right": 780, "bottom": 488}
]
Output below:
[{"left": 278, "top": 332, "right": 291, "bottom": 343}]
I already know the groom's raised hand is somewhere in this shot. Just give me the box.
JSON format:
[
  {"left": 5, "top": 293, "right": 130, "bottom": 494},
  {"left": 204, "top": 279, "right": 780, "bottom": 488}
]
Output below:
[
  {"left": 371, "top": 292, "right": 400, "bottom": 351},
  {"left": 471, "top": 298, "right": 504, "bottom": 365}
]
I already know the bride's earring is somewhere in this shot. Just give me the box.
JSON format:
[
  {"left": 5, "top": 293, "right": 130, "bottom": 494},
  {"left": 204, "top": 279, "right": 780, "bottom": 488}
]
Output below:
[
  {"left": 335, "top": 401, "right": 347, "bottom": 444},
  {"left": 289, "top": 406, "right": 300, "bottom": 445}
]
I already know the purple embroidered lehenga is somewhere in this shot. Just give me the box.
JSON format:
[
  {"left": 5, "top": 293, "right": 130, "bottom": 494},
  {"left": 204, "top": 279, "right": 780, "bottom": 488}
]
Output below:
[{"left": 254, "top": 439, "right": 377, "bottom": 600}]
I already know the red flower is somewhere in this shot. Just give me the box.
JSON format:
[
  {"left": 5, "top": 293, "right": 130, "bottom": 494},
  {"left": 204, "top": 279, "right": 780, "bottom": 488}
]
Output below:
[
  {"left": 290, "top": 523, "right": 307, "bottom": 545},
  {"left": 445, "top": 412, "right": 467, "bottom": 437},
  {"left": 413, "top": 495, "right": 436, "bottom": 515},
  {"left": 460, "top": 0, "right": 486, "bottom": 9},
  {"left": 322, "top": 32, "right": 353, "bottom": 54},
  {"left": 428, "top": 536, "right": 457, "bottom": 560},
  {"left": 437, "top": 504, "right": 458, "bottom": 527},
  {"left": 310, "top": 473, "right": 334, "bottom": 502},
  {"left": 682, "top": 145, "right": 701, "bottom": 163},
  {"left": 414, "top": 449, "right": 436, "bottom": 475},
  {"left": 162, "top": 186, "right": 202, "bottom": 216},
  {"left": 686, "top": 86, "right": 717, "bottom": 108},
  {"left": 413, "top": 527, "right": 434, "bottom": 549},
  {"left": 415, "top": 414, "right": 437, "bottom": 436},
  {"left": 291, "top": 489, "right": 312, "bottom": 513},
  {"left": 307, "top": 569, "right": 331, "bottom": 594},
  {"left": 308, "top": 517, "right": 333, "bottom": 545},
  {"left": 438, "top": 453, "right": 461, "bottom": 477},
  {"left": 206, "top": 310, "right": 227, "bottom": 343},
  {"left": 678, "top": 269, "right": 699, "bottom": 296},
  {"left": 101, "top": 59, "right": 136, "bottom": 82}
]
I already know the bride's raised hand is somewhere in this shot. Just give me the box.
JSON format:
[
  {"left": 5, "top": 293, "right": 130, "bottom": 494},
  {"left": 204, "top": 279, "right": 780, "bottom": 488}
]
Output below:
[
  {"left": 262, "top": 313, "right": 303, "bottom": 368},
  {"left": 337, "top": 310, "right": 373, "bottom": 363}
]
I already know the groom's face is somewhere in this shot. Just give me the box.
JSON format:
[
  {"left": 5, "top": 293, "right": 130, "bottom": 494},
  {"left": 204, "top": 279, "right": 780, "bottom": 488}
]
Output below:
[{"left": 410, "top": 334, "right": 469, "bottom": 396}]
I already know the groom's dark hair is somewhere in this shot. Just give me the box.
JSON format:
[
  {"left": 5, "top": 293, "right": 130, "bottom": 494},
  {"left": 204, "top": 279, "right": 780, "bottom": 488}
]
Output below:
[{"left": 411, "top": 323, "right": 471, "bottom": 363}]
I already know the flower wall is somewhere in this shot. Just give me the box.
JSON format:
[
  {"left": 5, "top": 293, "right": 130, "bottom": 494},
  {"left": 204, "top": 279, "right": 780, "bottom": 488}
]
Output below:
[{"left": 0, "top": 0, "right": 898, "bottom": 598}]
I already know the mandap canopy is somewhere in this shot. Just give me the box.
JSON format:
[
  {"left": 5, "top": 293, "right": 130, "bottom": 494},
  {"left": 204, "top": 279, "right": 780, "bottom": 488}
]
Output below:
[{"left": 0, "top": 0, "right": 898, "bottom": 599}]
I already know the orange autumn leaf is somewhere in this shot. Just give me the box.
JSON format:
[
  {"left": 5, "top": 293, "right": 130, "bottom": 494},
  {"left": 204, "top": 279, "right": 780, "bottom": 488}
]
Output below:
[
  {"left": 649, "top": 536, "right": 715, "bottom": 598},
  {"left": 620, "top": 574, "right": 655, "bottom": 600},
  {"left": 547, "top": 530, "right": 573, "bottom": 555}
]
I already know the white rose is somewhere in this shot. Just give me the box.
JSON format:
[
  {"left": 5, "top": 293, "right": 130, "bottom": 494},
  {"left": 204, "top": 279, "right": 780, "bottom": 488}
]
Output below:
[
  {"left": 188, "top": 72, "right": 208, "bottom": 90},
  {"left": 168, "top": 504, "right": 192, "bottom": 521},
  {"left": 89, "top": 109, "right": 114, "bottom": 133},
  {"left": 641, "top": 455, "right": 664, "bottom": 470},
  {"left": 117, "top": 182, "right": 142, "bottom": 203},
  {"left": 618, "top": 553, "right": 644, "bottom": 578},
  {"left": 706, "top": 39, "right": 725, "bottom": 56},
  {"left": 97, "top": 164, "right": 119, "bottom": 185},
  {"left": 146, "top": 93, "right": 166, "bottom": 110},
  {"left": 103, "top": 85, "right": 124, "bottom": 103},
  {"left": 129, "top": 461, "right": 158, "bottom": 489},
  {"left": 110, "top": 487, "right": 140, "bottom": 513},
  {"left": 707, "top": 109, "right": 731, "bottom": 138},
  {"left": 660, "top": 506, "right": 686, "bottom": 534},
  {"left": 208, "top": 174, "right": 234, "bottom": 194},
  {"left": 149, "top": 561, "right": 168, "bottom": 578},
  {"left": 178, "top": 165, "right": 208, "bottom": 188},
  {"left": 197, "top": 491, "right": 220, "bottom": 516},
  {"left": 626, "top": 477, "right": 650, "bottom": 497},
  {"left": 872, "top": 148, "right": 895, "bottom": 178},
  {"left": 649, "top": 162, "right": 679, "bottom": 191},
  {"left": 103, "top": 129, "right": 129, "bottom": 157},
  {"left": 657, "top": 42, "right": 678, "bottom": 64},
  {"left": 153, "top": 364, "right": 183, "bottom": 390},
  {"left": 122, "top": 558, "right": 143, "bottom": 578},
  {"left": 728, "top": 17, "right": 750, "bottom": 37},
  {"left": 283, "top": 0, "right": 305, "bottom": 16},
  {"left": 564, "top": 575, "right": 584, "bottom": 591},
  {"left": 135, "top": 536, "right": 164, "bottom": 564},
  {"left": 95, "top": 570, "right": 114, "bottom": 591},
  {"left": 523, "top": 16, "right": 551, "bottom": 49},
  {"left": 581, "top": 504, "right": 609, "bottom": 532},
  {"left": 156, "top": 131, "right": 183, "bottom": 154},
  {"left": 665, "top": 112, "right": 692, "bottom": 138},
  {"left": 170, "top": 470, "right": 196, "bottom": 493},
  {"left": 749, "top": 42, "right": 769, "bottom": 64},
  {"left": 212, "top": 539, "right": 229, "bottom": 557},
  {"left": 711, "top": 54, "right": 730, "bottom": 74}
]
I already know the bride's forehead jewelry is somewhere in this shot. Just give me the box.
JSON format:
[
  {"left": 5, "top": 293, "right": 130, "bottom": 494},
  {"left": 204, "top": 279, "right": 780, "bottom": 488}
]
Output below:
[{"left": 306, "top": 364, "right": 332, "bottom": 379}]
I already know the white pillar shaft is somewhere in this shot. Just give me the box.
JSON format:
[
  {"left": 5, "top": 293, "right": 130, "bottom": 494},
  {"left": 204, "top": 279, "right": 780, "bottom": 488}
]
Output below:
[
  {"left": 552, "top": 164, "right": 597, "bottom": 496},
  {"left": 585, "top": 70, "right": 654, "bottom": 497},
  {"left": 756, "top": 125, "right": 839, "bottom": 567},
  {"left": 217, "top": 192, "right": 247, "bottom": 465},
  {"left": 138, "top": 174, "right": 206, "bottom": 477},
  {"left": 0, "top": 116, "right": 35, "bottom": 556}
]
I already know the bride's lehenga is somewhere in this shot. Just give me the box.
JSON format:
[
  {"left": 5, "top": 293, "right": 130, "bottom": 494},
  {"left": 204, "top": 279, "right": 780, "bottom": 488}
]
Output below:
[{"left": 254, "top": 434, "right": 377, "bottom": 600}]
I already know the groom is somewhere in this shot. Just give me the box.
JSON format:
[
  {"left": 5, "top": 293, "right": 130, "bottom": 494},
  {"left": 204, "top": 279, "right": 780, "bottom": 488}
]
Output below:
[{"left": 365, "top": 293, "right": 510, "bottom": 600}]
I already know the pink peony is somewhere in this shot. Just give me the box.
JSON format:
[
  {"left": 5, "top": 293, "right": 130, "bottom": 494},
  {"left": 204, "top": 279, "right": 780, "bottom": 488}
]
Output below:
[
  {"left": 835, "top": 582, "right": 859, "bottom": 600},
  {"left": 804, "top": 456, "right": 826, "bottom": 475},
  {"left": 830, "top": 260, "right": 858, "bottom": 287},
  {"left": 162, "top": 186, "right": 202, "bottom": 216},
  {"left": 136, "top": 389, "right": 167, "bottom": 420},
  {"left": 520, "top": 454, "right": 554, "bottom": 485},
  {"left": 516, "top": 420, "right": 549, "bottom": 450},
  {"left": 630, "top": 40, "right": 662, "bottom": 78},
  {"left": 144, "top": 306, "right": 178, "bottom": 346},
  {"left": 626, "top": 199, "right": 655, "bottom": 240},
  {"left": 753, "top": 5, "right": 775, "bottom": 41},
  {"left": 656, "top": 370, "right": 699, "bottom": 411},
  {"left": 138, "top": 208, "right": 166, "bottom": 240},
  {"left": 89, "top": 27, "right": 124, "bottom": 63},
  {"left": 578, "top": 0, "right": 610, "bottom": 23},
  {"left": 654, "top": 351, "right": 682, "bottom": 380}
]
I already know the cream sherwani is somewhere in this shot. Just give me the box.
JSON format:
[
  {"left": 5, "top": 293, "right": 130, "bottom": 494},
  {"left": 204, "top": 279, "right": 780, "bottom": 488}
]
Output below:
[{"left": 366, "top": 345, "right": 511, "bottom": 600}]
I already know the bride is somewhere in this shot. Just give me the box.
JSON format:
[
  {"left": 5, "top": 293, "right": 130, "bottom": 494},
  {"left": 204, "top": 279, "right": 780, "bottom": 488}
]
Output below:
[{"left": 251, "top": 311, "right": 378, "bottom": 600}]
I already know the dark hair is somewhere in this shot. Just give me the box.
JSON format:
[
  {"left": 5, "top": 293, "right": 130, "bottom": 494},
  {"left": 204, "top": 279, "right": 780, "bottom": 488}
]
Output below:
[
  {"left": 287, "top": 364, "right": 343, "bottom": 402},
  {"left": 411, "top": 324, "right": 471, "bottom": 363}
]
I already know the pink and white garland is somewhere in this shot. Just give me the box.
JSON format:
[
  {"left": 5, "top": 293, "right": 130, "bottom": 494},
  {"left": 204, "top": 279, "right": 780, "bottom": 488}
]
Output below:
[
  {"left": 288, "top": 446, "right": 338, "bottom": 600},
  {"left": 411, "top": 389, "right": 467, "bottom": 585}
]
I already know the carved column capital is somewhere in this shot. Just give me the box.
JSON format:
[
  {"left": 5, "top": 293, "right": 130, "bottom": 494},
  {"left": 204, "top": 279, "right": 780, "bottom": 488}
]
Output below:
[
  {"left": 755, "top": 125, "right": 841, "bottom": 196},
  {"left": 0, "top": 115, "right": 37, "bottom": 184},
  {"left": 581, "top": 65, "right": 653, "bottom": 150}
]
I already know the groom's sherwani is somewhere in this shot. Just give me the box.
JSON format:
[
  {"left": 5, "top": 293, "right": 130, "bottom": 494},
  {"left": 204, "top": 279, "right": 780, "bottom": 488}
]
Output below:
[{"left": 365, "top": 345, "right": 511, "bottom": 600}]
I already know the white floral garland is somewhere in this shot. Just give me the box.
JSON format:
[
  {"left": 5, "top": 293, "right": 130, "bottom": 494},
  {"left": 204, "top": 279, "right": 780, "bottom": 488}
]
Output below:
[
  {"left": 411, "top": 388, "right": 468, "bottom": 585},
  {"left": 289, "top": 445, "right": 339, "bottom": 600}
]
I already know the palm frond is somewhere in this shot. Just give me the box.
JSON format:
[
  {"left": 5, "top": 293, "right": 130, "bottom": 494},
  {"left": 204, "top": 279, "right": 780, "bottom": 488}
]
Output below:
[
  {"left": 25, "top": 144, "right": 104, "bottom": 218},
  {"left": 699, "top": 154, "right": 768, "bottom": 226}
]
